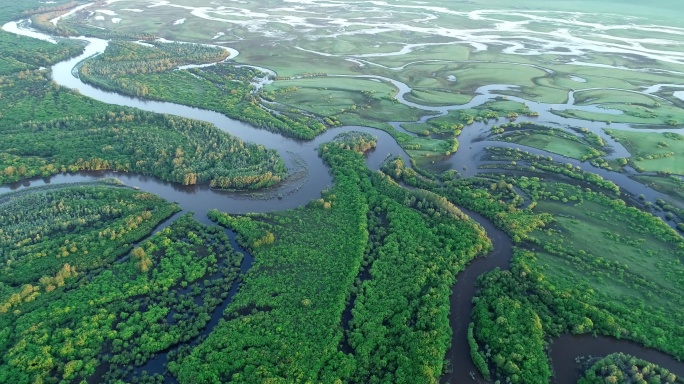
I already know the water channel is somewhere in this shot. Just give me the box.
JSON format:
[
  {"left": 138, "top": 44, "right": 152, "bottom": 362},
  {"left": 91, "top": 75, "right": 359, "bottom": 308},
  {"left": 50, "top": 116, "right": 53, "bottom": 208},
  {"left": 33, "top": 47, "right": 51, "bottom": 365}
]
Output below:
[{"left": 2, "top": 19, "right": 684, "bottom": 383}]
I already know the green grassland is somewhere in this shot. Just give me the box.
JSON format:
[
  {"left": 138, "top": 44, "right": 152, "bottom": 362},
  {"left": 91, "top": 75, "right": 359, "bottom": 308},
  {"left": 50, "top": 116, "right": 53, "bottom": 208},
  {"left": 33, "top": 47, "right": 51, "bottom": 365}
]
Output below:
[
  {"left": 465, "top": 179, "right": 684, "bottom": 383},
  {"left": 495, "top": 123, "right": 605, "bottom": 161},
  {"left": 265, "top": 77, "right": 426, "bottom": 124},
  {"left": 384, "top": 62, "right": 551, "bottom": 100},
  {"left": 606, "top": 130, "right": 684, "bottom": 175},
  {"left": 402, "top": 100, "right": 537, "bottom": 137},
  {"left": 464, "top": 0, "right": 684, "bottom": 27},
  {"left": 297, "top": 35, "right": 410, "bottom": 57},
  {"left": 532, "top": 197, "right": 683, "bottom": 308},
  {"left": 501, "top": 132, "right": 597, "bottom": 160},
  {"left": 404, "top": 89, "right": 473, "bottom": 107},
  {"left": 575, "top": 89, "right": 660, "bottom": 107},
  {"left": 558, "top": 104, "right": 684, "bottom": 127},
  {"left": 52, "top": 0, "right": 684, "bottom": 129},
  {"left": 367, "top": 44, "right": 472, "bottom": 69},
  {"left": 235, "top": 45, "right": 364, "bottom": 77}
]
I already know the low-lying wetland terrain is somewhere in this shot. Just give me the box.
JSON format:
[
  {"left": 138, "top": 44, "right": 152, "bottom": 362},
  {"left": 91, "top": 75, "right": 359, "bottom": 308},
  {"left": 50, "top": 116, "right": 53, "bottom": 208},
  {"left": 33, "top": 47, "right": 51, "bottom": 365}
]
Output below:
[{"left": 1, "top": 0, "right": 684, "bottom": 383}]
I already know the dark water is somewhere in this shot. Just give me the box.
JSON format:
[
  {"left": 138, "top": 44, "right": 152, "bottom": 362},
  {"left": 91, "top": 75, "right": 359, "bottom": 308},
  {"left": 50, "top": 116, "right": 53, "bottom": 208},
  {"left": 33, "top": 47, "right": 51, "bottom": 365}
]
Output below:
[
  {"left": 443, "top": 207, "right": 512, "bottom": 384},
  {"left": 125, "top": 228, "right": 254, "bottom": 382},
  {"left": 551, "top": 334, "right": 684, "bottom": 383},
  {"left": 3, "top": 22, "right": 684, "bottom": 384}
]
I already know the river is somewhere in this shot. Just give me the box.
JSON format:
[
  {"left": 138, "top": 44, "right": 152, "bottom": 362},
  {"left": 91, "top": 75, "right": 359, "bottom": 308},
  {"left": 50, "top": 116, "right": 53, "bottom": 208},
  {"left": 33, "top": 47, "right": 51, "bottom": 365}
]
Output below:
[{"left": 2, "top": 18, "right": 684, "bottom": 384}]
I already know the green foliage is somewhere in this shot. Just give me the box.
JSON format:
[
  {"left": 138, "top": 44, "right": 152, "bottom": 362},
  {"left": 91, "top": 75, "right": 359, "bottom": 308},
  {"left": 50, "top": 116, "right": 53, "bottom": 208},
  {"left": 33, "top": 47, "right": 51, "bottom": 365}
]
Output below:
[
  {"left": 0, "top": 213, "right": 245, "bottom": 383},
  {"left": 0, "top": 183, "right": 179, "bottom": 288},
  {"left": 174, "top": 143, "right": 372, "bottom": 383},
  {"left": 348, "top": 172, "right": 490, "bottom": 383},
  {"left": 442, "top": 179, "right": 552, "bottom": 242},
  {"left": 80, "top": 41, "right": 329, "bottom": 139},
  {"left": 472, "top": 271, "right": 551, "bottom": 384},
  {"left": 578, "top": 353, "right": 682, "bottom": 384},
  {"left": 80, "top": 40, "right": 227, "bottom": 97},
  {"left": 0, "top": 70, "right": 285, "bottom": 188},
  {"left": 0, "top": 0, "right": 68, "bottom": 23},
  {"left": 468, "top": 322, "right": 491, "bottom": 380},
  {"left": 483, "top": 147, "right": 621, "bottom": 195},
  {"left": 173, "top": 137, "right": 490, "bottom": 383},
  {"left": 495, "top": 123, "right": 606, "bottom": 161},
  {"left": 606, "top": 130, "right": 684, "bottom": 175},
  {"left": 329, "top": 131, "right": 377, "bottom": 153},
  {"left": 0, "top": 32, "right": 83, "bottom": 75},
  {"left": 471, "top": 181, "right": 684, "bottom": 383}
]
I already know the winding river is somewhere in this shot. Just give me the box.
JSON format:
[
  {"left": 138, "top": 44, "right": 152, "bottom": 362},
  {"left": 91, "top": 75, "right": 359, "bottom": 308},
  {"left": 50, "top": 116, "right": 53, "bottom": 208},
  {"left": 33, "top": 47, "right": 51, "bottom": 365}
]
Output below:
[{"left": 3, "top": 19, "right": 684, "bottom": 384}]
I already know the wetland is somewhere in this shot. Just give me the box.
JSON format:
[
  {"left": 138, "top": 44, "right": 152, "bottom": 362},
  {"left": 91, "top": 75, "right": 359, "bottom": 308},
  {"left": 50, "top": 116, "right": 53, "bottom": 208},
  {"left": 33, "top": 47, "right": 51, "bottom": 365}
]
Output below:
[{"left": 1, "top": 1, "right": 684, "bottom": 383}]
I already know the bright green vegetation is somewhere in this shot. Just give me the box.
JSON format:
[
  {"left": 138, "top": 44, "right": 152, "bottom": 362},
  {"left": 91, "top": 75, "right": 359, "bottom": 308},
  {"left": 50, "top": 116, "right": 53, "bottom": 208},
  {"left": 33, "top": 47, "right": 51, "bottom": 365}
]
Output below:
[
  {"left": 0, "top": 181, "right": 179, "bottom": 288},
  {"left": 172, "top": 133, "right": 491, "bottom": 383},
  {"left": 399, "top": 100, "right": 540, "bottom": 160},
  {"left": 371, "top": 45, "right": 471, "bottom": 69},
  {"left": 0, "top": 69, "right": 285, "bottom": 188},
  {"left": 263, "top": 78, "right": 460, "bottom": 156},
  {"left": 502, "top": 132, "right": 594, "bottom": 160},
  {"left": 389, "top": 61, "right": 556, "bottom": 102},
  {"left": 568, "top": 90, "right": 684, "bottom": 126},
  {"left": 80, "top": 40, "right": 331, "bottom": 139},
  {"left": 0, "top": 32, "right": 83, "bottom": 75},
  {"left": 4, "top": 0, "right": 684, "bottom": 383},
  {"left": 382, "top": 157, "right": 553, "bottom": 242},
  {"left": 471, "top": 268, "right": 551, "bottom": 383},
  {"left": 578, "top": 353, "right": 683, "bottom": 384},
  {"left": 495, "top": 123, "right": 606, "bottom": 161},
  {"left": 402, "top": 99, "right": 537, "bottom": 138},
  {"left": 237, "top": 46, "right": 363, "bottom": 78},
  {"left": 606, "top": 130, "right": 684, "bottom": 175},
  {"left": 480, "top": 146, "right": 621, "bottom": 195},
  {"left": 80, "top": 40, "right": 228, "bottom": 97},
  {"left": 299, "top": 35, "right": 408, "bottom": 57},
  {"left": 0, "top": 208, "right": 246, "bottom": 383},
  {"left": 382, "top": 158, "right": 684, "bottom": 383},
  {"left": 470, "top": 180, "right": 684, "bottom": 383}
]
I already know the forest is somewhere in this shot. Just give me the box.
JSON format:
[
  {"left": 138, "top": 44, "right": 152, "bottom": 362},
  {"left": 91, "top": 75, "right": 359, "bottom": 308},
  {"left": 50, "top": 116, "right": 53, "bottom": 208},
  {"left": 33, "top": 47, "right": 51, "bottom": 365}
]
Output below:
[
  {"left": 0, "top": 200, "right": 246, "bottom": 383},
  {"left": 0, "top": 181, "right": 178, "bottom": 288},
  {"left": 578, "top": 353, "right": 682, "bottom": 384},
  {"left": 172, "top": 134, "right": 491, "bottom": 383},
  {"left": 0, "top": 69, "right": 285, "bottom": 189}
]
